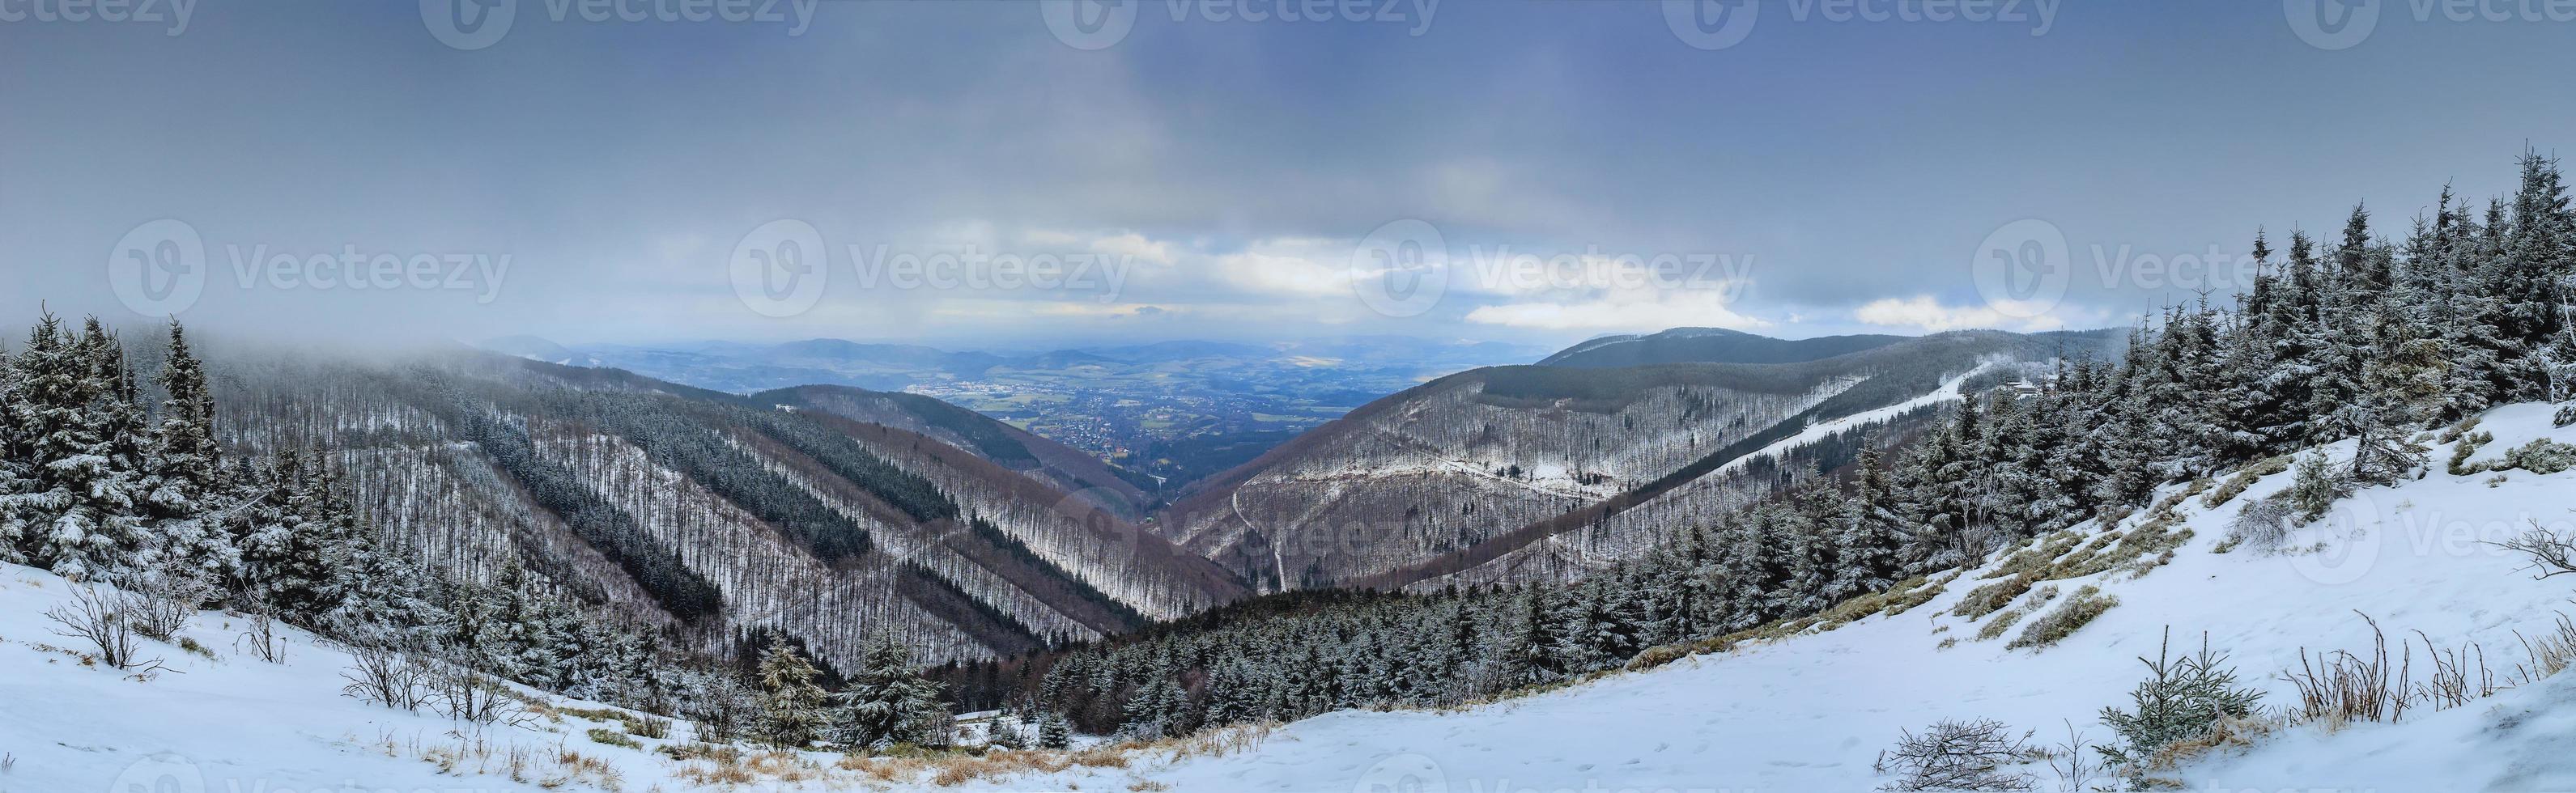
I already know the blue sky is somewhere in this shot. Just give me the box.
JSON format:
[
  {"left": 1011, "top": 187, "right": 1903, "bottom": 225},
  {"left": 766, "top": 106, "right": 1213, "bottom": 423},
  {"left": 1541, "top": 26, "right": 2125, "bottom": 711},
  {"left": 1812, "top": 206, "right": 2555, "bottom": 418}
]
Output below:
[{"left": 4, "top": 1, "right": 2573, "bottom": 350}]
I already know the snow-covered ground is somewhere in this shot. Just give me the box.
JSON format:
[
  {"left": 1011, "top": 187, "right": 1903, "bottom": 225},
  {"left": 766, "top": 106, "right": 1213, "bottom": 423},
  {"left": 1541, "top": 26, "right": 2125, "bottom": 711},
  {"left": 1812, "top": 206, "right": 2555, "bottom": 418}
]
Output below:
[
  {"left": 7, "top": 402, "right": 2576, "bottom": 792},
  {"left": 988, "top": 402, "right": 2576, "bottom": 792}
]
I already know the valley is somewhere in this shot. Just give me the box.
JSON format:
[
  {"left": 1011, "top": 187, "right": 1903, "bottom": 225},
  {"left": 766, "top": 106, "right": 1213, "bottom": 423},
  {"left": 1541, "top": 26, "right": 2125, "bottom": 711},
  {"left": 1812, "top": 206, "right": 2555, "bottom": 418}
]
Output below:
[{"left": 482, "top": 336, "right": 1544, "bottom": 491}]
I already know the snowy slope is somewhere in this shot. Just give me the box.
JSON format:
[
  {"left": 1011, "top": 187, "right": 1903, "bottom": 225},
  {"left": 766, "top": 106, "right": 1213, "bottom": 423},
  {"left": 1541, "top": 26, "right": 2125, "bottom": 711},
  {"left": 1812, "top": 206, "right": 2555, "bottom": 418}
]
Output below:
[
  {"left": 0, "top": 565, "right": 755, "bottom": 793},
  {"left": 967, "top": 402, "right": 2576, "bottom": 792},
  {"left": 10, "top": 402, "right": 2575, "bottom": 792}
]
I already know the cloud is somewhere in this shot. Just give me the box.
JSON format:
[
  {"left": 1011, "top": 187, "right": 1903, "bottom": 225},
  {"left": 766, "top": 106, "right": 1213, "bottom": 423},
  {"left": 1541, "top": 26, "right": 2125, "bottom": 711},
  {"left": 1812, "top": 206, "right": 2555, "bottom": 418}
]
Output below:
[
  {"left": 1464, "top": 290, "right": 1770, "bottom": 332},
  {"left": 1089, "top": 231, "right": 1179, "bottom": 265},
  {"left": 1852, "top": 295, "right": 2068, "bottom": 333},
  {"left": 1209, "top": 237, "right": 1365, "bottom": 299}
]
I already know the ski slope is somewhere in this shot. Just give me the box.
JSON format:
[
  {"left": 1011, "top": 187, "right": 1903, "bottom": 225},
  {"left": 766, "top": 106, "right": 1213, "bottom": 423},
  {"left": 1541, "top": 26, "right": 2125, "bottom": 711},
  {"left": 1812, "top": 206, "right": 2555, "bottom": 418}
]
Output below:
[{"left": 1707, "top": 360, "right": 1999, "bottom": 482}]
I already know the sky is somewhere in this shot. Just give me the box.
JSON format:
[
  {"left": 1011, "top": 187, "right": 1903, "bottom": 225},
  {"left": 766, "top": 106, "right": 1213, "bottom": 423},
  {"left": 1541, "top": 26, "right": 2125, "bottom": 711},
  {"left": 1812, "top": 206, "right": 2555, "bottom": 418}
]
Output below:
[{"left": 4, "top": 0, "right": 2574, "bottom": 351}]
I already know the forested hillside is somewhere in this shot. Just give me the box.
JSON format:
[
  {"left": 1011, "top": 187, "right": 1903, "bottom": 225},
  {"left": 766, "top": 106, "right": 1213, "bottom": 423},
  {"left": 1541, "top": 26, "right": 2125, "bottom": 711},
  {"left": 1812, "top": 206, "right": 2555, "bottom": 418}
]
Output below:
[
  {"left": 755, "top": 384, "right": 1158, "bottom": 518},
  {"left": 189, "top": 347, "right": 1248, "bottom": 669},
  {"left": 1153, "top": 328, "right": 2118, "bottom": 592}
]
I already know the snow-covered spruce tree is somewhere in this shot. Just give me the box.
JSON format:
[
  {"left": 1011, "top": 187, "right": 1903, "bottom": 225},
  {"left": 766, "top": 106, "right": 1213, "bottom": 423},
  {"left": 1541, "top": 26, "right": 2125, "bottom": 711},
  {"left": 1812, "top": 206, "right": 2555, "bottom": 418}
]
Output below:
[
  {"left": 835, "top": 632, "right": 950, "bottom": 749},
  {"left": 0, "top": 340, "right": 27, "bottom": 564},
  {"left": 5, "top": 314, "right": 149, "bottom": 579},
  {"left": 1036, "top": 708, "right": 1073, "bottom": 748},
  {"left": 138, "top": 320, "right": 235, "bottom": 579},
  {"left": 1122, "top": 671, "right": 1189, "bottom": 740},
  {"left": 228, "top": 451, "right": 343, "bottom": 617},
  {"left": 1498, "top": 586, "right": 1560, "bottom": 686},
  {"left": 757, "top": 642, "right": 832, "bottom": 749}
]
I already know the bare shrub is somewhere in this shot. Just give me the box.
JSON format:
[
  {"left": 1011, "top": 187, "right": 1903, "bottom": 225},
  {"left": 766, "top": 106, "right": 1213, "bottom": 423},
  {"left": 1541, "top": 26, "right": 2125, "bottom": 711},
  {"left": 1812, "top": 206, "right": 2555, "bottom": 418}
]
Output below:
[
  {"left": 342, "top": 644, "right": 431, "bottom": 711},
  {"left": 2041, "top": 720, "right": 2098, "bottom": 793},
  {"left": 2226, "top": 494, "right": 2293, "bottom": 552},
  {"left": 1873, "top": 719, "right": 2037, "bottom": 791},
  {"left": 2497, "top": 519, "right": 2576, "bottom": 580},
  {"left": 121, "top": 567, "right": 216, "bottom": 642},
  {"left": 235, "top": 600, "right": 286, "bottom": 664},
  {"left": 45, "top": 584, "right": 167, "bottom": 675},
  {"left": 679, "top": 668, "right": 760, "bottom": 744},
  {"left": 425, "top": 659, "right": 532, "bottom": 728}
]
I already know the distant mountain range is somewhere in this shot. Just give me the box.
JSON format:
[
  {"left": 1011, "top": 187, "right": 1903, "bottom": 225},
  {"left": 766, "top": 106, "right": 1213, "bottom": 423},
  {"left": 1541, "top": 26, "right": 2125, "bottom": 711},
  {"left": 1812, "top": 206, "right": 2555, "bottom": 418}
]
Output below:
[
  {"left": 476, "top": 335, "right": 1548, "bottom": 494},
  {"left": 1537, "top": 327, "right": 1911, "bottom": 367}
]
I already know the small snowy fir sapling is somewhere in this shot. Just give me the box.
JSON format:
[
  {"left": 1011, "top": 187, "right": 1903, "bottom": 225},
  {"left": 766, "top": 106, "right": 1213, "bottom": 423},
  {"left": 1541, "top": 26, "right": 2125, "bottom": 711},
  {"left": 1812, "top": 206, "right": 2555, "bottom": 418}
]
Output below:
[{"left": 2095, "top": 630, "right": 2264, "bottom": 770}]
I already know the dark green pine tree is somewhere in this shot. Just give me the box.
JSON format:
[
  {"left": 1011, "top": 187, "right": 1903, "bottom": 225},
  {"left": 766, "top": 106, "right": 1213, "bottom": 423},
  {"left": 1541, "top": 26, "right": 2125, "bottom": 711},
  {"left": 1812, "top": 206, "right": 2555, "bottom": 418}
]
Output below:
[
  {"left": 1036, "top": 708, "right": 1073, "bottom": 748},
  {"left": 0, "top": 340, "right": 27, "bottom": 564},
  {"left": 142, "top": 320, "right": 235, "bottom": 577},
  {"left": 757, "top": 642, "right": 832, "bottom": 749},
  {"left": 835, "top": 633, "right": 950, "bottom": 748},
  {"left": 13, "top": 316, "right": 150, "bottom": 579},
  {"left": 1826, "top": 439, "right": 1904, "bottom": 602}
]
